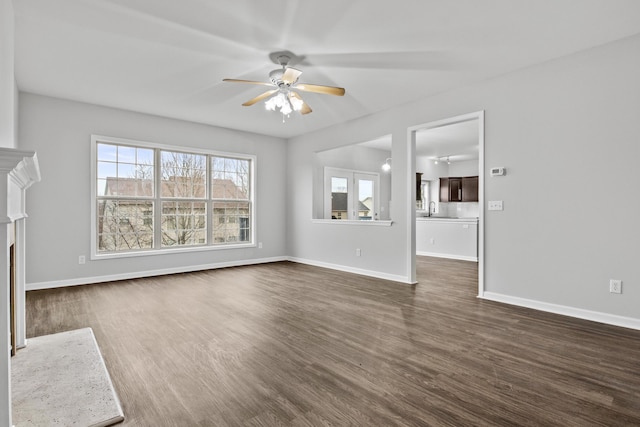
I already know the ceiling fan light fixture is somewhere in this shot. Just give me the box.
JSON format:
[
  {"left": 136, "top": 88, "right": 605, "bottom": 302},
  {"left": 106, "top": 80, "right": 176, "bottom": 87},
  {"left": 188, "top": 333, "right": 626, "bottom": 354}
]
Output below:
[
  {"left": 289, "top": 93, "right": 304, "bottom": 111},
  {"left": 224, "top": 50, "right": 344, "bottom": 121},
  {"left": 264, "top": 92, "right": 286, "bottom": 112},
  {"left": 265, "top": 91, "right": 303, "bottom": 119}
]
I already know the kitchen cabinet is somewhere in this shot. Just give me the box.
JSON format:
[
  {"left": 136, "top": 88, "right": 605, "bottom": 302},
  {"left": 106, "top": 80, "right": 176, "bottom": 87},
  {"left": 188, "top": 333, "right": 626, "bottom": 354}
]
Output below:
[
  {"left": 439, "top": 177, "right": 462, "bottom": 202},
  {"left": 440, "top": 176, "right": 478, "bottom": 202},
  {"left": 439, "top": 178, "right": 448, "bottom": 202},
  {"left": 462, "top": 176, "right": 479, "bottom": 202}
]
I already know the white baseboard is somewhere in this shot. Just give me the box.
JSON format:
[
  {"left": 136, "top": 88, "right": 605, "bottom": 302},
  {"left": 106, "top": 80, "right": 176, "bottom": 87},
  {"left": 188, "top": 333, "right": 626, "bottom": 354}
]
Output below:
[
  {"left": 287, "top": 257, "right": 413, "bottom": 284},
  {"left": 481, "top": 291, "right": 640, "bottom": 331},
  {"left": 26, "top": 256, "right": 288, "bottom": 291},
  {"left": 416, "top": 251, "right": 477, "bottom": 262}
]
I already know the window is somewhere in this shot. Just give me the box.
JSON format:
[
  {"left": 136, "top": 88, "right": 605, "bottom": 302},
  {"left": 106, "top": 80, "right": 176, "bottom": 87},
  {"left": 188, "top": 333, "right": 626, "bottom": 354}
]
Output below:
[
  {"left": 211, "top": 156, "right": 251, "bottom": 244},
  {"left": 324, "top": 167, "right": 379, "bottom": 220},
  {"left": 92, "top": 135, "right": 254, "bottom": 257},
  {"left": 160, "top": 151, "right": 207, "bottom": 248}
]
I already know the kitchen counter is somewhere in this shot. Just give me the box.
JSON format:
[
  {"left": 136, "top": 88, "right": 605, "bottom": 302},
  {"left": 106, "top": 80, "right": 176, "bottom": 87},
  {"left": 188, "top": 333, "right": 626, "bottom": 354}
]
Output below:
[{"left": 416, "top": 216, "right": 478, "bottom": 261}]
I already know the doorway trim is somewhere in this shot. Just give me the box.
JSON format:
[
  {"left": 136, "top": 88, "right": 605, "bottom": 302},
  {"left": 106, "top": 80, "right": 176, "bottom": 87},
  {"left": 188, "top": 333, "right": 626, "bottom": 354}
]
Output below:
[{"left": 407, "top": 111, "right": 485, "bottom": 296}]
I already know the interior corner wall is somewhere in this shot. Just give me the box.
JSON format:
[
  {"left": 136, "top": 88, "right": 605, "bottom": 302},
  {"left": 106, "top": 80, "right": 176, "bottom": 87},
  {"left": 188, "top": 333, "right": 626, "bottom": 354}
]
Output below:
[
  {"left": 287, "top": 33, "right": 640, "bottom": 321},
  {"left": 18, "top": 93, "right": 287, "bottom": 288}
]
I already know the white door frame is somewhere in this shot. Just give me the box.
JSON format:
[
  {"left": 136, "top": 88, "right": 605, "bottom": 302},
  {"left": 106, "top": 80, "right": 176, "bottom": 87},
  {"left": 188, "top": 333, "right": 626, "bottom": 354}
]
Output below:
[{"left": 407, "top": 111, "right": 485, "bottom": 296}]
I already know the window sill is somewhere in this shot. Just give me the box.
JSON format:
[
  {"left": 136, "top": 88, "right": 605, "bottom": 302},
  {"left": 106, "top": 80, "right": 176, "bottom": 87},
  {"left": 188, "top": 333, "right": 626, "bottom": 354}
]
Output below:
[
  {"left": 311, "top": 219, "right": 393, "bottom": 226},
  {"left": 91, "top": 242, "right": 256, "bottom": 260}
]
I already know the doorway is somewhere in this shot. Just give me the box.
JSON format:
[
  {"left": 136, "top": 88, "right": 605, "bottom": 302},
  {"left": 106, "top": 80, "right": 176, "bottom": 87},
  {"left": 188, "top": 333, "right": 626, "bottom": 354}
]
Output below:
[{"left": 407, "top": 111, "right": 485, "bottom": 296}]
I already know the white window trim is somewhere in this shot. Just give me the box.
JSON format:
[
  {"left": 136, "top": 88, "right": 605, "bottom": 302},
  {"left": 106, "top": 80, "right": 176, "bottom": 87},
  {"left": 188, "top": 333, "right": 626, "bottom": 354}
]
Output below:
[{"left": 90, "top": 134, "right": 256, "bottom": 260}]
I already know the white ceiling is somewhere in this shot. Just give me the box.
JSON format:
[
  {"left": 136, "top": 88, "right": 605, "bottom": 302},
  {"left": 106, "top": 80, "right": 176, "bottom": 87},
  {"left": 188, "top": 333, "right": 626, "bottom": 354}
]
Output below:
[
  {"left": 13, "top": 0, "right": 640, "bottom": 139},
  {"left": 415, "top": 120, "right": 479, "bottom": 161}
]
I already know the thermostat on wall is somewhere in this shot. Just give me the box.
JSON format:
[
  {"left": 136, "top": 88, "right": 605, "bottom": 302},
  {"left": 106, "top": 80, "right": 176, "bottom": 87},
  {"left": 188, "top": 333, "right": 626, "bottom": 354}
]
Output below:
[{"left": 490, "top": 167, "right": 506, "bottom": 176}]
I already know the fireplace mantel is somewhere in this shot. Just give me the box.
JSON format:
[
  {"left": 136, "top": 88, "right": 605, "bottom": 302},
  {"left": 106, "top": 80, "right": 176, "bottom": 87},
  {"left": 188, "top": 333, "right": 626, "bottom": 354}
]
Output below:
[
  {"left": 0, "top": 147, "right": 40, "bottom": 426},
  {"left": 0, "top": 148, "right": 40, "bottom": 223}
]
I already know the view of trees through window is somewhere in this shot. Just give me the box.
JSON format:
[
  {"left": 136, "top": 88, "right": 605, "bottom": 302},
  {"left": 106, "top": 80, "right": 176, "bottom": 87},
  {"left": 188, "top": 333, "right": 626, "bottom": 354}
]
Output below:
[{"left": 95, "top": 140, "right": 252, "bottom": 254}]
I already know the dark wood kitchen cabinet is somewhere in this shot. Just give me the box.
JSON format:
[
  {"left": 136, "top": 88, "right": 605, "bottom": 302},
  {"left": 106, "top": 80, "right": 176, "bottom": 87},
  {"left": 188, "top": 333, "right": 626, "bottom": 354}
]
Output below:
[
  {"left": 462, "top": 176, "right": 479, "bottom": 202},
  {"left": 439, "top": 178, "right": 448, "bottom": 201},
  {"left": 439, "top": 177, "right": 461, "bottom": 202},
  {"left": 440, "top": 176, "right": 478, "bottom": 202}
]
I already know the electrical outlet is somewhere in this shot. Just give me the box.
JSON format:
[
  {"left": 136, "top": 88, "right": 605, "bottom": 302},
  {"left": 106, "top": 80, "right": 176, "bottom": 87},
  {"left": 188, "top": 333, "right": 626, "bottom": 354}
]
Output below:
[
  {"left": 258, "top": 242, "right": 263, "bottom": 249},
  {"left": 356, "top": 248, "right": 361, "bottom": 257},
  {"left": 609, "top": 279, "right": 622, "bottom": 294},
  {"left": 78, "top": 255, "right": 85, "bottom": 265},
  {"left": 430, "top": 238, "right": 435, "bottom": 245}
]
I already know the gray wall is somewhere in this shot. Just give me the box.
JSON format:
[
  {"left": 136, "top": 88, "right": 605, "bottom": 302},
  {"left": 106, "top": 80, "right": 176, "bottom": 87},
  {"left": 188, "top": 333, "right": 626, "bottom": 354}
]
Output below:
[
  {"left": 20, "top": 93, "right": 288, "bottom": 286},
  {"left": 287, "top": 33, "right": 640, "bottom": 321},
  {"left": 0, "top": 0, "right": 16, "bottom": 149}
]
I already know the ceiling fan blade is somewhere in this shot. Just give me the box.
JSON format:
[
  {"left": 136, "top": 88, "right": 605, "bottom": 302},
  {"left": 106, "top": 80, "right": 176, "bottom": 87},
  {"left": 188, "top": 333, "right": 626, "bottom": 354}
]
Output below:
[
  {"left": 289, "top": 92, "right": 312, "bottom": 115},
  {"left": 242, "top": 89, "right": 278, "bottom": 106},
  {"left": 282, "top": 67, "right": 303, "bottom": 85},
  {"left": 223, "top": 78, "right": 274, "bottom": 87},
  {"left": 295, "top": 83, "right": 345, "bottom": 96}
]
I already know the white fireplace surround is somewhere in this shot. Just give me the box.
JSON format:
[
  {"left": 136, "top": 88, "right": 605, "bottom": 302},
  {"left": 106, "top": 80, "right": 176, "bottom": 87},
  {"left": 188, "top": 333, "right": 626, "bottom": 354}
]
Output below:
[{"left": 0, "top": 148, "right": 40, "bottom": 426}]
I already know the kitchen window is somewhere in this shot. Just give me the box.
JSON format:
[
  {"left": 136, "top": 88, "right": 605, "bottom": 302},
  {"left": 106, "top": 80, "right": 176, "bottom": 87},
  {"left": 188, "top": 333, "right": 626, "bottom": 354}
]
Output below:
[{"left": 91, "top": 135, "right": 254, "bottom": 258}]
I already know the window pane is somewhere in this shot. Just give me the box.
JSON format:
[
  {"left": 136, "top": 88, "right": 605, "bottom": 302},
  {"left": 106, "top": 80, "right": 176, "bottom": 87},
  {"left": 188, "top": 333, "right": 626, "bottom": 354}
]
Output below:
[
  {"left": 96, "top": 142, "right": 154, "bottom": 198},
  {"left": 97, "top": 143, "right": 117, "bottom": 162},
  {"left": 358, "top": 178, "right": 374, "bottom": 220},
  {"left": 97, "top": 200, "right": 154, "bottom": 252},
  {"left": 161, "top": 151, "right": 206, "bottom": 198},
  {"left": 211, "top": 156, "right": 250, "bottom": 200},
  {"left": 97, "top": 161, "right": 117, "bottom": 179},
  {"left": 212, "top": 202, "right": 250, "bottom": 244},
  {"left": 118, "top": 146, "right": 136, "bottom": 163},
  {"left": 137, "top": 148, "right": 154, "bottom": 165},
  {"left": 329, "top": 177, "right": 348, "bottom": 220},
  {"left": 331, "top": 177, "right": 348, "bottom": 193},
  {"left": 161, "top": 201, "right": 207, "bottom": 247}
]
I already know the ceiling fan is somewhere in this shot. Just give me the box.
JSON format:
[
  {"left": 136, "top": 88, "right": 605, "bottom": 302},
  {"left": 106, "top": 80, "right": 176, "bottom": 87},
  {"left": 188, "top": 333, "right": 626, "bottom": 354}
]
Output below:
[{"left": 223, "top": 52, "right": 345, "bottom": 118}]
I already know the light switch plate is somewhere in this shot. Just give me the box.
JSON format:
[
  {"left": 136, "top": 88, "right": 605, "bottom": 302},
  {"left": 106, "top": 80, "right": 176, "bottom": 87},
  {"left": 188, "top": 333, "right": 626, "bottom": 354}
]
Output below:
[{"left": 488, "top": 200, "right": 503, "bottom": 211}]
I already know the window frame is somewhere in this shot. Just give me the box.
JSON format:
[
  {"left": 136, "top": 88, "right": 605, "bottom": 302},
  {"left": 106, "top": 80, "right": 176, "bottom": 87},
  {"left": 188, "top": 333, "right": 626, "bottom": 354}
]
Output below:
[{"left": 91, "top": 135, "right": 256, "bottom": 260}]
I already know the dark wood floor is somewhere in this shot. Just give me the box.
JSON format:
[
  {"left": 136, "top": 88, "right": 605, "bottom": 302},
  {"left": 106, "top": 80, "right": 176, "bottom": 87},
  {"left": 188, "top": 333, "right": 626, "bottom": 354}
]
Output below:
[{"left": 26, "top": 257, "right": 640, "bottom": 426}]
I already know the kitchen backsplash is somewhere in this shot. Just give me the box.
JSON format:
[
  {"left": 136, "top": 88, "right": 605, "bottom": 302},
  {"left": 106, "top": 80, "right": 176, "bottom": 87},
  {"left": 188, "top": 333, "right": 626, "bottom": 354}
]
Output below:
[{"left": 440, "top": 202, "right": 479, "bottom": 218}]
